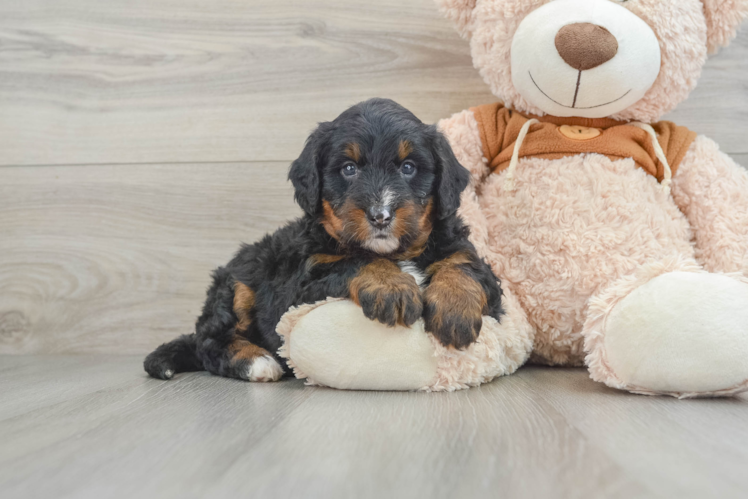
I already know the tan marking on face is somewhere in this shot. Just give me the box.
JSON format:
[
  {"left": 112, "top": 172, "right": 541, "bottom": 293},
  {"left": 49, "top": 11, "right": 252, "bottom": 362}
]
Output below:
[
  {"left": 348, "top": 205, "right": 371, "bottom": 243},
  {"left": 391, "top": 202, "right": 417, "bottom": 240},
  {"left": 229, "top": 336, "right": 270, "bottom": 362},
  {"left": 398, "top": 140, "right": 413, "bottom": 161},
  {"left": 233, "top": 282, "right": 255, "bottom": 332},
  {"left": 393, "top": 198, "right": 434, "bottom": 260},
  {"left": 321, "top": 200, "right": 344, "bottom": 240},
  {"left": 345, "top": 142, "right": 361, "bottom": 162}
]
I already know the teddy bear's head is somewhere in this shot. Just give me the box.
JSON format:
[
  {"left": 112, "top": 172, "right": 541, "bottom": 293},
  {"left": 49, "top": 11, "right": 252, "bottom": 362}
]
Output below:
[{"left": 437, "top": 0, "right": 747, "bottom": 122}]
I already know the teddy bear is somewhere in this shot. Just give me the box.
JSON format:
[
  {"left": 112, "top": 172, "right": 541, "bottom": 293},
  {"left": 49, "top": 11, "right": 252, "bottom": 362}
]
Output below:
[{"left": 278, "top": 0, "right": 748, "bottom": 397}]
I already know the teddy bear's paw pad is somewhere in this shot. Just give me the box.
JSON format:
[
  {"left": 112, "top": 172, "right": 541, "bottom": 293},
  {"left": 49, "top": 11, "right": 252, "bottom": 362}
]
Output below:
[
  {"left": 604, "top": 272, "right": 748, "bottom": 394},
  {"left": 246, "top": 355, "right": 284, "bottom": 382},
  {"left": 288, "top": 300, "right": 438, "bottom": 390}
]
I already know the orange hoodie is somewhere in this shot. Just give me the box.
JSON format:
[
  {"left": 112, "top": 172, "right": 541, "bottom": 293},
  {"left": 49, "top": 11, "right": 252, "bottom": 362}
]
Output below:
[{"left": 471, "top": 102, "right": 698, "bottom": 182}]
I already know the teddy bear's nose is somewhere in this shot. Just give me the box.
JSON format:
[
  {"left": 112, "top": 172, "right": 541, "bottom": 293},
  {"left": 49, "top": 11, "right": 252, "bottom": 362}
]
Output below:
[{"left": 555, "top": 23, "right": 619, "bottom": 71}]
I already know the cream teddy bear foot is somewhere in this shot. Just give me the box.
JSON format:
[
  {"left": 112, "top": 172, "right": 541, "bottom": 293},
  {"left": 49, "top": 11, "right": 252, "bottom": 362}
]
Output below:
[
  {"left": 584, "top": 261, "right": 748, "bottom": 398},
  {"left": 276, "top": 287, "right": 534, "bottom": 392}
]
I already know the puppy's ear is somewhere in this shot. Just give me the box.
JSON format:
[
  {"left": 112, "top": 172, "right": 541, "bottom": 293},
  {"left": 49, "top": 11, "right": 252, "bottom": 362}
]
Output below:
[
  {"left": 288, "top": 122, "right": 332, "bottom": 215},
  {"left": 701, "top": 0, "right": 748, "bottom": 53},
  {"left": 432, "top": 127, "right": 470, "bottom": 220}
]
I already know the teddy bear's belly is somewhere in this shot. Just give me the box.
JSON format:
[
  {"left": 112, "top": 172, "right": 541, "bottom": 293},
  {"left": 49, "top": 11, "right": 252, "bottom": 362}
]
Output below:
[{"left": 477, "top": 154, "right": 695, "bottom": 366}]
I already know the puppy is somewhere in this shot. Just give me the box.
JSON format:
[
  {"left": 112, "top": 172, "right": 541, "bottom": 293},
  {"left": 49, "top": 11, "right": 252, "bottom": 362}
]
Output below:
[{"left": 144, "top": 98, "right": 503, "bottom": 382}]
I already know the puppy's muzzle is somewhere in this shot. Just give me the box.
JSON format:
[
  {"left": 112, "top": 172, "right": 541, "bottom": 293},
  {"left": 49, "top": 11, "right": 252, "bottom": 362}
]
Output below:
[{"left": 366, "top": 205, "right": 393, "bottom": 230}]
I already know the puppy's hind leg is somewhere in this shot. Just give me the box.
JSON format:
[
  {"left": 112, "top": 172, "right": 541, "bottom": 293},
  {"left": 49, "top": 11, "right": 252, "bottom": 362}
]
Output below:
[
  {"left": 198, "top": 331, "right": 283, "bottom": 382},
  {"left": 227, "top": 336, "right": 285, "bottom": 382},
  {"left": 144, "top": 333, "right": 202, "bottom": 380},
  {"left": 195, "top": 268, "right": 283, "bottom": 382}
]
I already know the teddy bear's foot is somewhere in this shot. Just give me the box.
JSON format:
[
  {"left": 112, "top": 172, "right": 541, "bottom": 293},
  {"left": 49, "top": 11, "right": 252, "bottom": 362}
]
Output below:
[
  {"left": 584, "top": 265, "right": 748, "bottom": 398},
  {"left": 275, "top": 285, "right": 534, "bottom": 391}
]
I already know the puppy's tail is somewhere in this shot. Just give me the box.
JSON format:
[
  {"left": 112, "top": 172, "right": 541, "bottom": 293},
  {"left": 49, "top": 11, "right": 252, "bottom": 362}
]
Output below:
[{"left": 144, "top": 334, "right": 203, "bottom": 380}]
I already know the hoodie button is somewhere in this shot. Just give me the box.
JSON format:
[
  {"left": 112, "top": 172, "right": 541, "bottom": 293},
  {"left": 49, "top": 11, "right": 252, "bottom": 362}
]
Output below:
[{"left": 559, "top": 124, "right": 602, "bottom": 141}]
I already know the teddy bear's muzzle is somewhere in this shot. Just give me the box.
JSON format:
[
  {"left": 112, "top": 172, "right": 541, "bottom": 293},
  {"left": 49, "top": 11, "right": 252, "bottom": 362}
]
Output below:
[{"left": 510, "top": 0, "right": 662, "bottom": 119}]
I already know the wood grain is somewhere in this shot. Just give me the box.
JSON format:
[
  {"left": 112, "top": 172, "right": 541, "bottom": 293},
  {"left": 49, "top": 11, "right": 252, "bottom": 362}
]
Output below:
[
  {"left": 516, "top": 368, "right": 748, "bottom": 498},
  {"left": 0, "top": 162, "right": 299, "bottom": 355},
  {"left": 1, "top": 357, "right": 746, "bottom": 497},
  {"left": 0, "top": 1, "right": 745, "bottom": 167},
  {"left": 0, "top": 0, "right": 496, "bottom": 166}
]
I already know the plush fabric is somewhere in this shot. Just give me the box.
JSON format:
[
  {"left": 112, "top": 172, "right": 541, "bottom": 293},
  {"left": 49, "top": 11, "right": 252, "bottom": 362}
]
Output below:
[
  {"left": 278, "top": 299, "right": 438, "bottom": 391},
  {"left": 437, "top": 0, "right": 710, "bottom": 122},
  {"left": 554, "top": 23, "right": 619, "bottom": 71},
  {"left": 702, "top": 0, "right": 748, "bottom": 53},
  {"left": 458, "top": 144, "right": 696, "bottom": 366},
  {"left": 431, "top": 0, "right": 748, "bottom": 397},
  {"left": 585, "top": 266, "right": 748, "bottom": 398},
  {"left": 469, "top": 102, "right": 697, "bottom": 179},
  {"left": 277, "top": 289, "right": 534, "bottom": 392},
  {"left": 510, "top": 0, "right": 663, "bottom": 118},
  {"left": 671, "top": 136, "right": 748, "bottom": 274}
]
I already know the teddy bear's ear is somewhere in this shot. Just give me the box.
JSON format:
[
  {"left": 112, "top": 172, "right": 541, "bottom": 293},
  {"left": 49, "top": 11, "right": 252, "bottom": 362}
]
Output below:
[
  {"left": 434, "top": 0, "right": 478, "bottom": 39},
  {"left": 702, "top": 0, "right": 748, "bottom": 53}
]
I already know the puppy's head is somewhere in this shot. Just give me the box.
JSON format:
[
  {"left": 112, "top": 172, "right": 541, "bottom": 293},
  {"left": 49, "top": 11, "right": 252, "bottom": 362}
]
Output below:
[{"left": 289, "top": 98, "right": 469, "bottom": 255}]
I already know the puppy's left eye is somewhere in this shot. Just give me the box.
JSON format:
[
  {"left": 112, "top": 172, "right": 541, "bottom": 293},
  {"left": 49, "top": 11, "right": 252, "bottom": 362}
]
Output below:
[
  {"left": 400, "top": 161, "right": 416, "bottom": 177},
  {"left": 341, "top": 163, "right": 358, "bottom": 177}
]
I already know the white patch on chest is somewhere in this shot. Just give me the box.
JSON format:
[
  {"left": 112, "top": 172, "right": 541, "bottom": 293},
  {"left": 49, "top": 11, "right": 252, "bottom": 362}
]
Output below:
[{"left": 398, "top": 260, "right": 427, "bottom": 289}]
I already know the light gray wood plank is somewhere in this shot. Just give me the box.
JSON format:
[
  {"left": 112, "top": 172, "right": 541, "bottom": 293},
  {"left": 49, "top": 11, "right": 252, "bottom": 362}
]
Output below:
[
  {"left": 0, "top": 356, "right": 315, "bottom": 498},
  {"left": 0, "top": 356, "right": 656, "bottom": 498},
  {"left": 0, "top": 0, "right": 496, "bottom": 167},
  {"left": 2, "top": 356, "right": 747, "bottom": 498},
  {"left": 664, "top": 29, "right": 748, "bottom": 152},
  {"left": 207, "top": 372, "right": 646, "bottom": 499},
  {"left": 0, "top": 162, "right": 300, "bottom": 355},
  {"left": 733, "top": 153, "right": 748, "bottom": 168},
  {"left": 1, "top": 1, "right": 745, "bottom": 167},
  {"left": 515, "top": 368, "right": 748, "bottom": 498},
  {"left": 0, "top": 355, "right": 153, "bottom": 421}
]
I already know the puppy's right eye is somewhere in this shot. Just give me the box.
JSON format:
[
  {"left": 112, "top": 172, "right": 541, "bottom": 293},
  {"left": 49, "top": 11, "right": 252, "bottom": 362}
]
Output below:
[{"left": 341, "top": 163, "right": 358, "bottom": 177}]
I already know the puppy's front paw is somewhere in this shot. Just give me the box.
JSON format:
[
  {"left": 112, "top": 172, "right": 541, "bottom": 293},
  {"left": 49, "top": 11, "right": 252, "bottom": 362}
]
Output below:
[
  {"left": 424, "top": 300, "right": 482, "bottom": 349},
  {"left": 350, "top": 261, "right": 423, "bottom": 327},
  {"left": 423, "top": 275, "right": 485, "bottom": 349}
]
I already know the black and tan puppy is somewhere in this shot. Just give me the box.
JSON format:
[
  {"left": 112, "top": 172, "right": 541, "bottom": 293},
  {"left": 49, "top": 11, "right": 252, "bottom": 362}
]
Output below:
[{"left": 144, "top": 98, "right": 503, "bottom": 382}]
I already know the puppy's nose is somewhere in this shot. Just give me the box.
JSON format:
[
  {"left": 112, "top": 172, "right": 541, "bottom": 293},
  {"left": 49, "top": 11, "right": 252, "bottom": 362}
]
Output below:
[
  {"left": 555, "top": 23, "right": 618, "bottom": 71},
  {"left": 366, "top": 206, "right": 392, "bottom": 229}
]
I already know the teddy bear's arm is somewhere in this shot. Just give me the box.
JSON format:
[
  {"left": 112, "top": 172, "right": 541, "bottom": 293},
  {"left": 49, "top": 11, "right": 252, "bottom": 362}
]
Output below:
[
  {"left": 670, "top": 135, "right": 748, "bottom": 274},
  {"left": 438, "top": 109, "right": 493, "bottom": 257}
]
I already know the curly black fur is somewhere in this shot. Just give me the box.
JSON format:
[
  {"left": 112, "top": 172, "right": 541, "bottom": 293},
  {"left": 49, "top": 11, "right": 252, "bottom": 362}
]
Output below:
[{"left": 144, "top": 98, "right": 503, "bottom": 381}]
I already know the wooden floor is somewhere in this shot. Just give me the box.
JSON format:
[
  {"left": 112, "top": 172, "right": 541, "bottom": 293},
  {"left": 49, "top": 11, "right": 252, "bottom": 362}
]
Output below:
[{"left": 1, "top": 356, "right": 747, "bottom": 498}]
